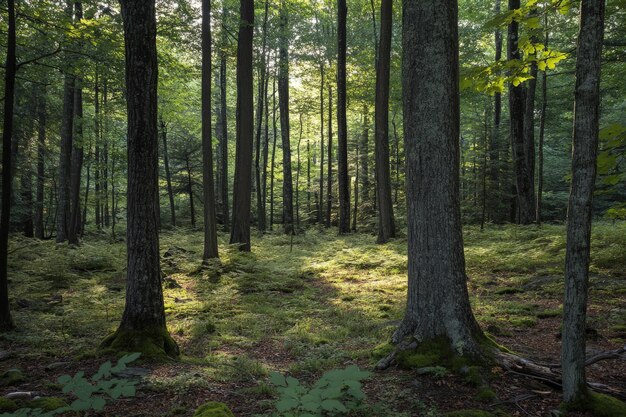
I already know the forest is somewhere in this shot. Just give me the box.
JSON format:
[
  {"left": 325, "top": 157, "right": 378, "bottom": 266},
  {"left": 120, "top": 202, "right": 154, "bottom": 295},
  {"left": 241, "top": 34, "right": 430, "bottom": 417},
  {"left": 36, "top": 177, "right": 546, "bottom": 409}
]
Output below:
[{"left": 0, "top": 0, "right": 625, "bottom": 415}]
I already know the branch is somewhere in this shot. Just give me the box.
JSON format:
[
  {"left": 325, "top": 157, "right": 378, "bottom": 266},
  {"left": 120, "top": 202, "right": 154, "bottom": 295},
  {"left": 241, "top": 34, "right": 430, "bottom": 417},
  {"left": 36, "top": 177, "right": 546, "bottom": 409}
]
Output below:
[{"left": 16, "top": 45, "right": 62, "bottom": 70}]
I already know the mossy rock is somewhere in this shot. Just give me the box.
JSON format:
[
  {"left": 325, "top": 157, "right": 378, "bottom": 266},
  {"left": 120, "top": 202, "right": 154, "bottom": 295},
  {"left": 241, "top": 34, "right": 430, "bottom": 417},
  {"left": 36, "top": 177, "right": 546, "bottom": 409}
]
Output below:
[
  {"left": 100, "top": 327, "right": 180, "bottom": 359},
  {"left": 0, "top": 397, "right": 18, "bottom": 412},
  {"left": 564, "top": 392, "right": 626, "bottom": 417},
  {"left": 446, "top": 410, "right": 509, "bottom": 417},
  {"left": 193, "top": 401, "right": 235, "bottom": 417},
  {"left": 27, "top": 397, "right": 68, "bottom": 411},
  {"left": 0, "top": 369, "right": 25, "bottom": 387},
  {"left": 371, "top": 342, "right": 394, "bottom": 360}
]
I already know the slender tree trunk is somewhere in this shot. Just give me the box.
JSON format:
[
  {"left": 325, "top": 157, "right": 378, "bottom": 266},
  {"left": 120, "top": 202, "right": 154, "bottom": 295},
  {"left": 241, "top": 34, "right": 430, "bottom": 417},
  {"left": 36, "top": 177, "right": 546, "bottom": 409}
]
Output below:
[
  {"left": 392, "top": 109, "right": 400, "bottom": 205},
  {"left": 35, "top": 88, "right": 46, "bottom": 239},
  {"left": 82, "top": 148, "right": 91, "bottom": 235},
  {"left": 388, "top": 0, "right": 484, "bottom": 358},
  {"left": 360, "top": 107, "right": 370, "bottom": 207},
  {"left": 21, "top": 135, "right": 34, "bottom": 238},
  {"left": 261, "top": 52, "right": 271, "bottom": 229},
  {"left": 307, "top": 136, "right": 311, "bottom": 218},
  {"left": 537, "top": 26, "right": 548, "bottom": 225},
  {"left": 270, "top": 75, "right": 278, "bottom": 230},
  {"left": 374, "top": 0, "right": 396, "bottom": 243},
  {"left": 318, "top": 64, "right": 325, "bottom": 224},
  {"left": 562, "top": 0, "right": 605, "bottom": 404},
  {"left": 229, "top": 0, "right": 255, "bottom": 250},
  {"left": 68, "top": 54, "right": 84, "bottom": 245},
  {"left": 103, "top": 79, "right": 110, "bottom": 228},
  {"left": 56, "top": 62, "right": 75, "bottom": 241},
  {"left": 490, "top": 0, "right": 503, "bottom": 223},
  {"left": 185, "top": 156, "right": 196, "bottom": 228},
  {"left": 353, "top": 145, "right": 359, "bottom": 232},
  {"left": 218, "top": 7, "right": 230, "bottom": 232},
  {"left": 160, "top": 118, "right": 176, "bottom": 226},
  {"left": 102, "top": 0, "right": 178, "bottom": 357},
  {"left": 480, "top": 106, "right": 489, "bottom": 230},
  {"left": 0, "top": 0, "right": 16, "bottom": 332},
  {"left": 326, "top": 85, "right": 333, "bottom": 228},
  {"left": 296, "top": 113, "right": 303, "bottom": 228},
  {"left": 255, "top": 0, "right": 269, "bottom": 232},
  {"left": 336, "top": 0, "right": 350, "bottom": 233},
  {"left": 279, "top": 1, "right": 294, "bottom": 235},
  {"left": 508, "top": 0, "right": 535, "bottom": 224},
  {"left": 94, "top": 74, "right": 101, "bottom": 230},
  {"left": 202, "top": 0, "right": 218, "bottom": 259}
]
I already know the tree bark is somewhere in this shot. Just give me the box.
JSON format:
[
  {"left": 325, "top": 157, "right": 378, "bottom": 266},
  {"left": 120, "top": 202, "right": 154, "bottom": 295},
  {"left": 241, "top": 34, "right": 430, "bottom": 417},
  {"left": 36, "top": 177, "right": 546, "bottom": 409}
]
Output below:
[
  {"left": 336, "top": 0, "right": 350, "bottom": 234},
  {"left": 229, "top": 0, "right": 254, "bottom": 251},
  {"left": 326, "top": 85, "right": 333, "bottom": 228},
  {"left": 35, "top": 88, "right": 46, "bottom": 239},
  {"left": 0, "top": 0, "right": 16, "bottom": 332},
  {"left": 68, "top": 59, "right": 84, "bottom": 245},
  {"left": 218, "top": 5, "right": 230, "bottom": 232},
  {"left": 390, "top": 0, "right": 484, "bottom": 358},
  {"left": 255, "top": 0, "right": 269, "bottom": 232},
  {"left": 318, "top": 64, "right": 325, "bottom": 224},
  {"left": 270, "top": 74, "right": 278, "bottom": 230},
  {"left": 508, "top": 0, "right": 535, "bottom": 225},
  {"left": 21, "top": 135, "right": 34, "bottom": 238},
  {"left": 360, "top": 107, "right": 370, "bottom": 207},
  {"left": 185, "top": 156, "right": 196, "bottom": 228},
  {"left": 56, "top": 66, "right": 75, "bottom": 241},
  {"left": 537, "top": 24, "right": 548, "bottom": 225},
  {"left": 489, "top": 0, "right": 503, "bottom": 223},
  {"left": 562, "top": 0, "right": 605, "bottom": 404},
  {"left": 101, "top": 0, "right": 178, "bottom": 357},
  {"left": 279, "top": 0, "right": 294, "bottom": 235},
  {"left": 202, "top": 0, "right": 218, "bottom": 260},
  {"left": 374, "top": 0, "right": 395, "bottom": 243},
  {"left": 160, "top": 118, "right": 176, "bottom": 227},
  {"left": 103, "top": 78, "right": 110, "bottom": 228}
]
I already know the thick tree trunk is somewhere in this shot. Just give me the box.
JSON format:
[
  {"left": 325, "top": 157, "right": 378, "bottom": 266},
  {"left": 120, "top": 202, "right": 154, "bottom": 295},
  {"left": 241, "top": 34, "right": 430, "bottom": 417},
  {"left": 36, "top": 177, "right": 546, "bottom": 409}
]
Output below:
[
  {"left": 562, "top": 0, "right": 605, "bottom": 404},
  {"left": 524, "top": 61, "right": 538, "bottom": 221},
  {"left": 68, "top": 72, "right": 84, "bottom": 245},
  {"left": 160, "top": 118, "right": 176, "bottom": 227},
  {"left": 56, "top": 76, "right": 75, "bottom": 242},
  {"left": 202, "top": 0, "right": 218, "bottom": 260},
  {"left": 489, "top": 0, "right": 503, "bottom": 223},
  {"left": 374, "top": 0, "right": 395, "bottom": 243},
  {"left": 0, "top": 0, "right": 16, "bottom": 332},
  {"left": 261, "top": 53, "right": 271, "bottom": 230},
  {"left": 102, "top": 0, "right": 178, "bottom": 357},
  {"left": 279, "top": 1, "right": 294, "bottom": 235},
  {"left": 218, "top": 7, "right": 230, "bottom": 231},
  {"left": 390, "top": 0, "right": 483, "bottom": 358},
  {"left": 255, "top": 0, "right": 269, "bottom": 232},
  {"left": 326, "top": 86, "right": 333, "bottom": 228},
  {"left": 537, "top": 25, "right": 548, "bottom": 225},
  {"left": 270, "top": 74, "right": 278, "bottom": 230},
  {"left": 508, "top": 0, "right": 535, "bottom": 224},
  {"left": 229, "top": 0, "right": 255, "bottom": 251},
  {"left": 336, "top": 0, "right": 350, "bottom": 234},
  {"left": 35, "top": 88, "right": 46, "bottom": 239}
]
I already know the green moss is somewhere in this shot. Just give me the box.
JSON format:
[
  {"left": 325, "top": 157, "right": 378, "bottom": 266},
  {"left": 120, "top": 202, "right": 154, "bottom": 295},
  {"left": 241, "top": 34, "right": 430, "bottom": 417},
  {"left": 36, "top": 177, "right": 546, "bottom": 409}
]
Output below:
[
  {"left": 476, "top": 386, "right": 497, "bottom": 403},
  {"left": 0, "top": 368, "right": 25, "bottom": 387},
  {"left": 0, "top": 397, "right": 18, "bottom": 412},
  {"left": 192, "top": 401, "right": 235, "bottom": 417},
  {"left": 463, "top": 366, "right": 483, "bottom": 387},
  {"left": 537, "top": 308, "right": 562, "bottom": 319},
  {"left": 27, "top": 397, "right": 68, "bottom": 411},
  {"left": 564, "top": 392, "right": 626, "bottom": 417},
  {"left": 100, "top": 326, "right": 180, "bottom": 359},
  {"left": 508, "top": 316, "right": 538, "bottom": 327}
]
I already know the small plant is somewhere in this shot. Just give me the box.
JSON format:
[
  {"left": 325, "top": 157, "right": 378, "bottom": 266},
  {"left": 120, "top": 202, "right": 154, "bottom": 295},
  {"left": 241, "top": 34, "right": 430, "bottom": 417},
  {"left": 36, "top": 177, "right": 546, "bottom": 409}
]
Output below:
[
  {"left": 269, "top": 365, "right": 371, "bottom": 416},
  {"left": 0, "top": 353, "right": 141, "bottom": 417}
]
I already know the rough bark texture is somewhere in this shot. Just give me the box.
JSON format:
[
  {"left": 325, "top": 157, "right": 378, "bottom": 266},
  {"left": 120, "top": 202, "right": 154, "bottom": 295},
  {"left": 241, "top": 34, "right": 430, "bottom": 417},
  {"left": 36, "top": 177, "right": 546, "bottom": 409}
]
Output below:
[
  {"left": 374, "top": 0, "right": 395, "bottom": 243},
  {"left": 68, "top": 72, "right": 84, "bottom": 245},
  {"left": 101, "top": 0, "right": 178, "bottom": 357},
  {"left": 537, "top": 26, "right": 548, "bottom": 225},
  {"left": 56, "top": 74, "right": 75, "bottom": 242},
  {"left": 336, "top": 0, "right": 350, "bottom": 234},
  {"left": 0, "top": 0, "right": 17, "bottom": 331},
  {"left": 489, "top": 0, "right": 503, "bottom": 223},
  {"left": 318, "top": 65, "right": 325, "bottom": 224},
  {"left": 279, "top": 1, "right": 294, "bottom": 235},
  {"left": 326, "top": 86, "right": 333, "bottom": 228},
  {"left": 229, "top": 0, "right": 254, "bottom": 251},
  {"left": 507, "top": 0, "right": 535, "bottom": 224},
  {"left": 394, "top": 0, "right": 483, "bottom": 354},
  {"left": 35, "top": 88, "right": 46, "bottom": 239},
  {"left": 217, "top": 6, "right": 229, "bottom": 231},
  {"left": 562, "top": 0, "right": 605, "bottom": 404},
  {"left": 255, "top": 0, "right": 269, "bottom": 232},
  {"left": 270, "top": 75, "right": 278, "bottom": 230},
  {"left": 360, "top": 107, "right": 369, "bottom": 207},
  {"left": 21, "top": 135, "right": 34, "bottom": 238},
  {"left": 202, "top": 0, "right": 218, "bottom": 260}
]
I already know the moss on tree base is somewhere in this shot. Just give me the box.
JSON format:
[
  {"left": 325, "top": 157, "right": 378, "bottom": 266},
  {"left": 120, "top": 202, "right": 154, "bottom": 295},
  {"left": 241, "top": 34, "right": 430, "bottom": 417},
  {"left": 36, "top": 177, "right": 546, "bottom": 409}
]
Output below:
[
  {"left": 563, "top": 392, "right": 626, "bottom": 417},
  {"left": 100, "top": 326, "right": 179, "bottom": 359}
]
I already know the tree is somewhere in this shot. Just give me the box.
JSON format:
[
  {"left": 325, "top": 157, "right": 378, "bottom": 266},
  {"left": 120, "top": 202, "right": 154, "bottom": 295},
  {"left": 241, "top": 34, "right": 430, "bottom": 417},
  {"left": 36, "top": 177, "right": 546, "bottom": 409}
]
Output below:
[
  {"left": 229, "top": 0, "right": 254, "bottom": 251},
  {"left": 0, "top": 0, "right": 17, "bottom": 332},
  {"left": 101, "top": 0, "right": 178, "bottom": 357},
  {"left": 336, "top": 0, "right": 350, "bottom": 234},
  {"left": 35, "top": 88, "right": 46, "bottom": 239},
  {"left": 279, "top": 0, "right": 294, "bottom": 235},
  {"left": 217, "top": 4, "right": 229, "bottom": 231},
  {"left": 382, "top": 0, "right": 484, "bottom": 362},
  {"left": 160, "top": 118, "right": 176, "bottom": 227},
  {"left": 561, "top": 0, "right": 605, "bottom": 405},
  {"left": 255, "top": 0, "right": 269, "bottom": 232},
  {"left": 507, "top": 0, "right": 535, "bottom": 224},
  {"left": 373, "top": 0, "right": 395, "bottom": 243},
  {"left": 202, "top": 0, "right": 218, "bottom": 260}
]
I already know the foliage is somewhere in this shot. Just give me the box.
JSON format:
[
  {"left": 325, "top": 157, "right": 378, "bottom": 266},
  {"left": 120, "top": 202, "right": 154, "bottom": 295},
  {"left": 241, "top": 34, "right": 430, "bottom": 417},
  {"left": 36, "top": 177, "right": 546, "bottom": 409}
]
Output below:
[
  {"left": 0, "top": 354, "right": 140, "bottom": 417},
  {"left": 269, "top": 365, "right": 371, "bottom": 416}
]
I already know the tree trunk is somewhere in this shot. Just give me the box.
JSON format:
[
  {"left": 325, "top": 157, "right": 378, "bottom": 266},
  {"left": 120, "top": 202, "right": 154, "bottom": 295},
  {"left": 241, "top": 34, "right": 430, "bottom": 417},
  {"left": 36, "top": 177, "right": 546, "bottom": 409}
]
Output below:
[
  {"left": 392, "top": 109, "right": 400, "bottom": 205},
  {"left": 160, "top": 118, "right": 176, "bottom": 227},
  {"left": 68, "top": 68, "right": 84, "bottom": 245},
  {"left": 389, "top": 0, "right": 484, "bottom": 358},
  {"left": 326, "top": 85, "right": 333, "bottom": 228},
  {"left": 229, "top": 0, "right": 254, "bottom": 251},
  {"left": 35, "top": 88, "right": 46, "bottom": 239},
  {"left": 0, "top": 0, "right": 16, "bottom": 332},
  {"left": 101, "top": 0, "right": 178, "bottom": 357},
  {"left": 562, "top": 0, "right": 605, "bottom": 404},
  {"left": 202, "top": 0, "right": 218, "bottom": 260},
  {"left": 185, "top": 156, "right": 196, "bottom": 228},
  {"left": 296, "top": 113, "right": 303, "bottom": 228},
  {"left": 261, "top": 52, "right": 271, "bottom": 230},
  {"left": 336, "top": 0, "right": 350, "bottom": 234},
  {"left": 489, "top": 0, "right": 503, "bottom": 223},
  {"left": 537, "top": 24, "right": 548, "bottom": 225},
  {"left": 103, "top": 78, "right": 110, "bottom": 228},
  {"left": 318, "top": 64, "right": 325, "bottom": 224},
  {"left": 360, "top": 107, "right": 370, "bottom": 207},
  {"left": 21, "top": 135, "right": 34, "bottom": 238},
  {"left": 255, "top": 0, "right": 269, "bottom": 232},
  {"left": 56, "top": 69, "right": 75, "bottom": 242},
  {"left": 270, "top": 74, "right": 278, "bottom": 230},
  {"left": 82, "top": 147, "right": 91, "bottom": 236},
  {"left": 218, "top": 5, "right": 230, "bottom": 232},
  {"left": 353, "top": 145, "right": 359, "bottom": 232},
  {"left": 279, "top": 1, "right": 294, "bottom": 235},
  {"left": 508, "top": 0, "right": 535, "bottom": 225},
  {"left": 94, "top": 74, "right": 101, "bottom": 230},
  {"left": 374, "top": 0, "right": 395, "bottom": 243}
]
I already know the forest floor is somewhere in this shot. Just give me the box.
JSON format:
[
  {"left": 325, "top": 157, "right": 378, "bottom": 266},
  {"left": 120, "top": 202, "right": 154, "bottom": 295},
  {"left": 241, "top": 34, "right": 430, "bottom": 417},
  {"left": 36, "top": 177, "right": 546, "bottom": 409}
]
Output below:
[{"left": 1, "top": 222, "right": 625, "bottom": 417}]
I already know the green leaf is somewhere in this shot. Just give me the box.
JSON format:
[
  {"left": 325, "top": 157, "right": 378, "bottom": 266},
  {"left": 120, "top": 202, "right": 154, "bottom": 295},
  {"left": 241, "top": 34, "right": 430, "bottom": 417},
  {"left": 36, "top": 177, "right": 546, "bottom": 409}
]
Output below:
[
  {"left": 321, "top": 399, "right": 347, "bottom": 412},
  {"left": 276, "top": 398, "right": 299, "bottom": 412},
  {"left": 269, "top": 371, "right": 287, "bottom": 387}
]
